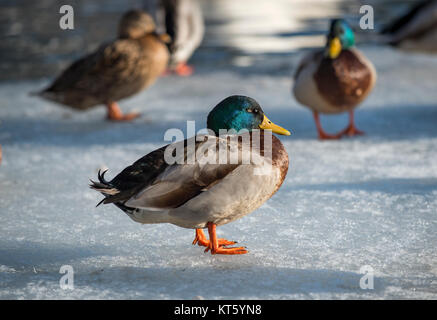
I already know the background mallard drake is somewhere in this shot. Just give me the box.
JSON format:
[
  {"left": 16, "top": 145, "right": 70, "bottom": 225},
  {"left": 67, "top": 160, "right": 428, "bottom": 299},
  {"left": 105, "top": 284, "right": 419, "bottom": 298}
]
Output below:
[
  {"left": 36, "top": 10, "right": 170, "bottom": 121},
  {"left": 293, "top": 19, "right": 377, "bottom": 140},
  {"left": 90, "top": 95, "right": 290, "bottom": 255}
]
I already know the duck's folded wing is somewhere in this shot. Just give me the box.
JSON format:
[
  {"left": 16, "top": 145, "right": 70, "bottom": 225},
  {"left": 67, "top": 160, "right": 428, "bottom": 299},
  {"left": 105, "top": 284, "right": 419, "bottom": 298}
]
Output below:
[
  {"left": 124, "top": 162, "right": 240, "bottom": 209},
  {"left": 126, "top": 134, "right": 260, "bottom": 209},
  {"left": 92, "top": 134, "right": 262, "bottom": 209},
  {"left": 124, "top": 135, "right": 244, "bottom": 209},
  {"left": 45, "top": 39, "right": 144, "bottom": 95}
]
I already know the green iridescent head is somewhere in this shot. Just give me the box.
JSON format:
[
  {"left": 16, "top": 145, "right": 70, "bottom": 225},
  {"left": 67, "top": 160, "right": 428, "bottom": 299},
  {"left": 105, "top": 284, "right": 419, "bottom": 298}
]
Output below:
[
  {"left": 325, "top": 19, "right": 355, "bottom": 59},
  {"left": 207, "top": 95, "right": 290, "bottom": 136}
]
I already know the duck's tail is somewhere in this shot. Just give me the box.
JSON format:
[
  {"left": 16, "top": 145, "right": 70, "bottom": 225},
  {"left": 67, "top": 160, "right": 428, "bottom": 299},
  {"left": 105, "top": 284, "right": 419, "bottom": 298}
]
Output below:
[{"left": 89, "top": 169, "right": 120, "bottom": 206}]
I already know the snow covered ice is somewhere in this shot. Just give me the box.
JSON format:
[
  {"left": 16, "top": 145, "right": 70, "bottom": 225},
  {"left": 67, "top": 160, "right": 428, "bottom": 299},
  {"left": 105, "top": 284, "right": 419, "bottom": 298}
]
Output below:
[
  {"left": 1, "top": 45, "right": 436, "bottom": 299},
  {"left": 1, "top": 0, "right": 437, "bottom": 300}
]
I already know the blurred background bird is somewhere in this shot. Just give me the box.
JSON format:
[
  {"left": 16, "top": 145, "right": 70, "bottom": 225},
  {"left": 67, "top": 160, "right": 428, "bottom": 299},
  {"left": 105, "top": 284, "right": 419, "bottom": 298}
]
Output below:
[
  {"left": 35, "top": 9, "right": 170, "bottom": 121},
  {"left": 381, "top": 0, "right": 437, "bottom": 53},
  {"left": 293, "top": 19, "right": 377, "bottom": 140},
  {"left": 143, "top": 0, "right": 204, "bottom": 76}
]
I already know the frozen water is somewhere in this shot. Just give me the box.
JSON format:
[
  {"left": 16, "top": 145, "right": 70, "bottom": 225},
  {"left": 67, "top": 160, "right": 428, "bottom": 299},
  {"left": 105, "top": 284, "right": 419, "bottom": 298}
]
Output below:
[{"left": 1, "top": 44, "right": 437, "bottom": 299}]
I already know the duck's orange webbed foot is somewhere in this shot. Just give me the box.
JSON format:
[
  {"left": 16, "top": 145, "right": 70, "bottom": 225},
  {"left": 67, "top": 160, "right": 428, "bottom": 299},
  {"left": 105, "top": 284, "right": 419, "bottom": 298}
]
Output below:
[
  {"left": 209, "top": 245, "right": 248, "bottom": 255},
  {"left": 106, "top": 102, "right": 140, "bottom": 122},
  {"left": 192, "top": 228, "right": 237, "bottom": 250},
  {"left": 338, "top": 110, "right": 365, "bottom": 137},
  {"left": 338, "top": 125, "right": 365, "bottom": 137},
  {"left": 162, "top": 63, "right": 194, "bottom": 77},
  {"left": 192, "top": 223, "right": 248, "bottom": 255},
  {"left": 174, "top": 62, "right": 194, "bottom": 76},
  {"left": 318, "top": 131, "right": 342, "bottom": 140}
]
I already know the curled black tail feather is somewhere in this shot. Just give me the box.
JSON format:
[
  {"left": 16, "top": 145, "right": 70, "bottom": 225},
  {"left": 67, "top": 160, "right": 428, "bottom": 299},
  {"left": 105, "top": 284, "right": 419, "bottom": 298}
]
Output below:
[
  {"left": 89, "top": 169, "right": 111, "bottom": 190},
  {"left": 98, "top": 169, "right": 110, "bottom": 184},
  {"left": 90, "top": 169, "right": 120, "bottom": 206}
]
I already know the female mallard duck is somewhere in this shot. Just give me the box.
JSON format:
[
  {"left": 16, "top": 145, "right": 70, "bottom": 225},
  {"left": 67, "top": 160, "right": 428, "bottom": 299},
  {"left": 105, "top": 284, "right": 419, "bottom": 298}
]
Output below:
[
  {"left": 90, "top": 95, "right": 290, "bottom": 255},
  {"left": 37, "top": 10, "right": 170, "bottom": 121},
  {"left": 381, "top": 0, "right": 437, "bottom": 53},
  {"left": 293, "top": 19, "right": 376, "bottom": 139}
]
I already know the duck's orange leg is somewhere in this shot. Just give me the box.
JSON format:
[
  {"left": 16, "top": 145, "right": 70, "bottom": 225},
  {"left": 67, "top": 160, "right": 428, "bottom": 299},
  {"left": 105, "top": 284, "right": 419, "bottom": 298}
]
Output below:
[
  {"left": 198, "top": 222, "right": 247, "bottom": 255},
  {"left": 174, "top": 62, "right": 194, "bottom": 76},
  {"left": 106, "top": 102, "right": 139, "bottom": 121},
  {"left": 338, "top": 110, "right": 365, "bottom": 137},
  {"left": 162, "top": 62, "right": 194, "bottom": 77},
  {"left": 313, "top": 111, "right": 341, "bottom": 140},
  {"left": 192, "top": 228, "right": 237, "bottom": 252}
]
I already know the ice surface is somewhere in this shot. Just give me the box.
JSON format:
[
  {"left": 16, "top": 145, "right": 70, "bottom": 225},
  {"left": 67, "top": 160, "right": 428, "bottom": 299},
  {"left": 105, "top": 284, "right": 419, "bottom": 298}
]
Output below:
[{"left": 1, "top": 44, "right": 437, "bottom": 299}]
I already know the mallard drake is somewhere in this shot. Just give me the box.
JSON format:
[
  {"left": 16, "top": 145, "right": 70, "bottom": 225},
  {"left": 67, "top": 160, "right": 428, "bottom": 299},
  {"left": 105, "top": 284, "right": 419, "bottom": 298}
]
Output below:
[
  {"left": 90, "top": 95, "right": 290, "bottom": 255},
  {"left": 37, "top": 10, "right": 170, "bottom": 121},
  {"left": 293, "top": 19, "right": 376, "bottom": 139},
  {"left": 381, "top": 0, "right": 437, "bottom": 53}
]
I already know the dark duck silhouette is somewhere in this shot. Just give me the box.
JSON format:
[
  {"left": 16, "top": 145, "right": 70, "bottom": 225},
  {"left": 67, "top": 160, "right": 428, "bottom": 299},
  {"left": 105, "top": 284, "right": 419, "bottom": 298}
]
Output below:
[{"left": 382, "top": 0, "right": 437, "bottom": 53}]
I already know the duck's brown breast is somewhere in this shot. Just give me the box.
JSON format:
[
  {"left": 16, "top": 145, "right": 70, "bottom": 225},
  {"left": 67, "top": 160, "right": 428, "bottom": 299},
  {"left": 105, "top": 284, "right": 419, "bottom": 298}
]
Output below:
[
  {"left": 254, "top": 133, "right": 289, "bottom": 195},
  {"left": 314, "top": 49, "right": 373, "bottom": 109},
  {"left": 271, "top": 135, "right": 289, "bottom": 194},
  {"left": 136, "top": 34, "right": 170, "bottom": 88}
]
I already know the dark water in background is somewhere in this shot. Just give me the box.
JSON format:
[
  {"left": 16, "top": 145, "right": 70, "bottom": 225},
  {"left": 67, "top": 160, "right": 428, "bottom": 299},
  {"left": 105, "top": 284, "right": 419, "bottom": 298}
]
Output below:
[{"left": 0, "top": 0, "right": 419, "bottom": 81}]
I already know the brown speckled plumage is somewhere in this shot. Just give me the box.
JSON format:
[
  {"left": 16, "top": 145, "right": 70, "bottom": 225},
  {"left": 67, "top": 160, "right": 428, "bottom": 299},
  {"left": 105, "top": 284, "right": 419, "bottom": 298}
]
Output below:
[{"left": 38, "top": 10, "right": 169, "bottom": 111}]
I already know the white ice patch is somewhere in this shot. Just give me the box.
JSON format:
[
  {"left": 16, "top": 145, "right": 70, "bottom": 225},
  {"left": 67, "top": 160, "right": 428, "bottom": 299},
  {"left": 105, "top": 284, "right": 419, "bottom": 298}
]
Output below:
[{"left": 1, "top": 44, "right": 437, "bottom": 299}]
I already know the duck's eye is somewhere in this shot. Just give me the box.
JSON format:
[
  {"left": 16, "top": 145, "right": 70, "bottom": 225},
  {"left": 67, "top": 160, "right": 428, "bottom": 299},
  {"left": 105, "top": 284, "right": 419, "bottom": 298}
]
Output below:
[{"left": 253, "top": 109, "right": 259, "bottom": 113}]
